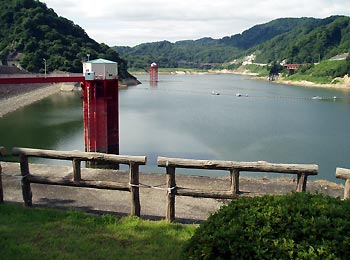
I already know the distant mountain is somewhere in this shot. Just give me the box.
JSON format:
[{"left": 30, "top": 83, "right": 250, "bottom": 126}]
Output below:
[
  {"left": 0, "top": 0, "right": 134, "bottom": 81},
  {"left": 115, "top": 16, "right": 350, "bottom": 69},
  {"left": 218, "top": 17, "right": 318, "bottom": 49}
]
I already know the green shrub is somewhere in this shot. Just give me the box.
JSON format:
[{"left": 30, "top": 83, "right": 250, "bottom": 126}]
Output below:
[{"left": 183, "top": 192, "right": 350, "bottom": 259}]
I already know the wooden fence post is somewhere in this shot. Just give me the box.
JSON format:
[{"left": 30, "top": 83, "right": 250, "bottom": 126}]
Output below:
[
  {"left": 72, "top": 159, "right": 81, "bottom": 182},
  {"left": 0, "top": 163, "right": 3, "bottom": 203},
  {"left": 19, "top": 154, "right": 32, "bottom": 206},
  {"left": 344, "top": 179, "right": 350, "bottom": 200},
  {"left": 129, "top": 163, "right": 141, "bottom": 217},
  {"left": 230, "top": 169, "right": 239, "bottom": 195},
  {"left": 0, "top": 147, "right": 5, "bottom": 156},
  {"left": 0, "top": 147, "right": 4, "bottom": 203},
  {"left": 166, "top": 166, "right": 176, "bottom": 222},
  {"left": 335, "top": 168, "right": 350, "bottom": 200},
  {"left": 296, "top": 173, "right": 307, "bottom": 192}
]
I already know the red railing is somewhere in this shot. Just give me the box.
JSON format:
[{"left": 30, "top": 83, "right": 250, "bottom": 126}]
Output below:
[{"left": 0, "top": 73, "right": 84, "bottom": 84}]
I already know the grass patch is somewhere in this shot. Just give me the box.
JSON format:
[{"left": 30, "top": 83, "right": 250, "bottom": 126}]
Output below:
[
  {"left": 0, "top": 204, "right": 197, "bottom": 260},
  {"left": 287, "top": 74, "right": 332, "bottom": 84},
  {"left": 243, "top": 64, "right": 269, "bottom": 76}
]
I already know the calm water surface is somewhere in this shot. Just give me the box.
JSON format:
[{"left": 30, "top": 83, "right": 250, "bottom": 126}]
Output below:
[{"left": 1, "top": 74, "right": 350, "bottom": 182}]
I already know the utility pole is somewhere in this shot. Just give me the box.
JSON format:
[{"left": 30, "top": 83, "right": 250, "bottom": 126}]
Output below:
[{"left": 43, "top": 58, "right": 47, "bottom": 78}]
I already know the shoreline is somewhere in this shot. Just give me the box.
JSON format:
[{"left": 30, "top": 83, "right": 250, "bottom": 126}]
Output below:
[
  {"left": 1, "top": 70, "right": 349, "bottom": 118},
  {"left": 132, "top": 69, "right": 350, "bottom": 90},
  {"left": 273, "top": 78, "right": 350, "bottom": 90},
  {"left": 0, "top": 84, "right": 61, "bottom": 118},
  {"left": 0, "top": 83, "right": 81, "bottom": 118}
]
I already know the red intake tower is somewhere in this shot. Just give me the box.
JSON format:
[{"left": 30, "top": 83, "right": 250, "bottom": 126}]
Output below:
[{"left": 81, "top": 59, "right": 119, "bottom": 155}]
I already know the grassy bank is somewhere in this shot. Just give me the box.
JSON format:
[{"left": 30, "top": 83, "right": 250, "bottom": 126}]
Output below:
[{"left": 0, "top": 204, "right": 197, "bottom": 260}]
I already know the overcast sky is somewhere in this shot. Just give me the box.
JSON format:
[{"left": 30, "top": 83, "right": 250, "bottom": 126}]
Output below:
[{"left": 42, "top": 0, "right": 350, "bottom": 47}]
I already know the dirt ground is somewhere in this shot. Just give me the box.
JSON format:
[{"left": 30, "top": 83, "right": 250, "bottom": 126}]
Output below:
[{"left": 1, "top": 162, "right": 345, "bottom": 223}]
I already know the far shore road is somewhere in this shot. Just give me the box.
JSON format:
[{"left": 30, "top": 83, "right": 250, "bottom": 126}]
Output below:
[{"left": 133, "top": 69, "right": 350, "bottom": 90}]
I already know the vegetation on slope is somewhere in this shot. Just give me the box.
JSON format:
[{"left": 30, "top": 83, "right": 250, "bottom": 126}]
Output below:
[
  {"left": 286, "top": 59, "right": 350, "bottom": 84},
  {"left": 0, "top": 0, "right": 133, "bottom": 80},
  {"left": 255, "top": 16, "right": 350, "bottom": 64}
]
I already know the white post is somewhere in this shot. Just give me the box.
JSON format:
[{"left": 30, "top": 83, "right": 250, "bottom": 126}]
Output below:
[{"left": 43, "top": 58, "right": 47, "bottom": 78}]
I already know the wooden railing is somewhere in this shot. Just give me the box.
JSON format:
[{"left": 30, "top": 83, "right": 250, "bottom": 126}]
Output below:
[
  {"left": 11, "top": 147, "right": 147, "bottom": 216},
  {"left": 157, "top": 156, "right": 318, "bottom": 222},
  {"left": 336, "top": 167, "right": 350, "bottom": 200},
  {"left": 7, "top": 147, "right": 350, "bottom": 221},
  {"left": 0, "top": 146, "right": 5, "bottom": 203}
]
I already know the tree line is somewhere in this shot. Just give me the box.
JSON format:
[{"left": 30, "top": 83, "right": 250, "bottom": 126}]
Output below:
[
  {"left": 0, "top": 0, "right": 131, "bottom": 79},
  {"left": 115, "top": 16, "right": 350, "bottom": 71}
]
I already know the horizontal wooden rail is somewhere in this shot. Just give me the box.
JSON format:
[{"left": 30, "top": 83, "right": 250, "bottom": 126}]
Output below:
[
  {"left": 157, "top": 157, "right": 318, "bottom": 174},
  {"left": 27, "top": 175, "right": 130, "bottom": 191},
  {"left": 12, "top": 147, "right": 147, "bottom": 165},
  {"left": 158, "top": 156, "right": 318, "bottom": 222},
  {"left": 336, "top": 167, "right": 350, "bottom": 199},
  {"left": 176, "top": 188, "right": 236, "bottom": 199},
  {"left": 12, "top": 147, "right": 147, "bottom": 217}
]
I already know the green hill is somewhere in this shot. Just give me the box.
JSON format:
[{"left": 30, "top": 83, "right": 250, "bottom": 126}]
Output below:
[
  {"left": 254, "top": 16, "right": 350, "bottom": 63},
  {"left": 115, "top": 16, "right": 350, "bottom": 70},
  {"left": 0, "top": 0, "right": 134, "bottom": 82}
]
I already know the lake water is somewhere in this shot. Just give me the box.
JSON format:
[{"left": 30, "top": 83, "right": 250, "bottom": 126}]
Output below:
[{"left": 1, "top": 74, "right": 350, "bottom": 183}]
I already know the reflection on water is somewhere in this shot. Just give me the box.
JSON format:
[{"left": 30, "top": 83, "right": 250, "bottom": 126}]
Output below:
[{"left": 1, "top": 74, "right": 350, "bottom": 183}]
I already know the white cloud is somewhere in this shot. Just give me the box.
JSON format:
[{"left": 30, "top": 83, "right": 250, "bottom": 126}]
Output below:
[{"left": 42, "top": 0, "right": 350, "bottom": 46}]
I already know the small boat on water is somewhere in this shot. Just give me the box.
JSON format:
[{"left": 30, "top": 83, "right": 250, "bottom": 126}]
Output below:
[
  {"left": 211, "top": 91, "right": 220, "bottom": 95},
  {"left": 312, "top": 96, "right": 322, "bottom": 100},
  {"left": 236, "top": 93, "right": 242, "bottom": 97}
]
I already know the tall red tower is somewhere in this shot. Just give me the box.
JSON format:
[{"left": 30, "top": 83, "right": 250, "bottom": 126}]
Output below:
[
  {"left": 150, "top": 62, "right": 158, "bottom": 82},
  {"left": 81, "top": 59, "right": 119, "bottom": 155}
]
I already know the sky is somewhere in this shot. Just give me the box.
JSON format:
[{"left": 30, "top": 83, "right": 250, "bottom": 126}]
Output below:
[{"left": 42, "top": 0, "right": 350, "bottom": 47}]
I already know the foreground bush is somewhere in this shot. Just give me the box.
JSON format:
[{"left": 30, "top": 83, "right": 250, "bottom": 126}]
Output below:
[{"left": 183, "top": 192, "right": 350, "bottom": 259}]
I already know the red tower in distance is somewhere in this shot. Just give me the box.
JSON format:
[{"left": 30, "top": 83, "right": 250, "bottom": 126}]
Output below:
[
  {"left": 150, "top": 62, "right": 158, "bottom": 82},
  {"left": 81, "top": 59, "right": 119, "bottom": 156}
]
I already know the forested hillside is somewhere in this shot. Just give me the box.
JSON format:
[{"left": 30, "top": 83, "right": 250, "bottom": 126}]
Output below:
[
  {"left": 0, "top": 0, "right": 133, "bottom": 80},
  {"left": 115, "top": 16, "right": 350, "bottom": 70},
  {"left": 254, "top": 16, "right": 350, "bottom": 63}
]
